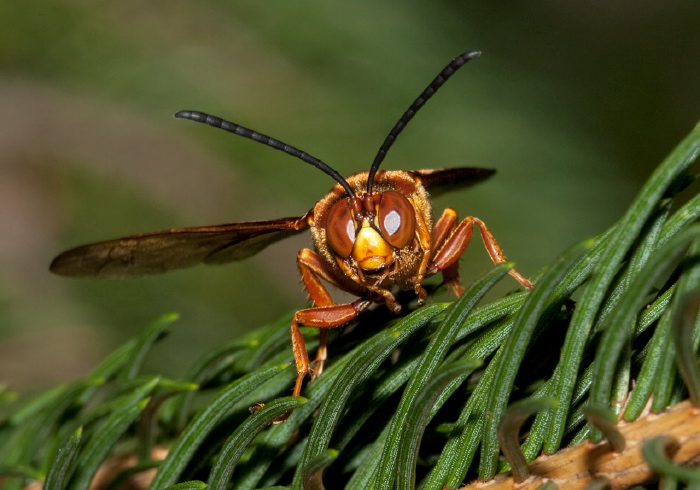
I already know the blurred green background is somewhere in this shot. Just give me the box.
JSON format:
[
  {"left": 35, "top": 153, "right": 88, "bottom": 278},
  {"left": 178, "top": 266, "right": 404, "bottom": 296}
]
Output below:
[{"left": 1, "top": 1, "right": 699, "bottom": 393}]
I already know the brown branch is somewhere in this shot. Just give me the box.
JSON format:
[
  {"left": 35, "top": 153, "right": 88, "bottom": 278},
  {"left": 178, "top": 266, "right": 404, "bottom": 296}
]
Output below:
[{"left": 460, "top": 400, "right": 700, "bottom": 490}]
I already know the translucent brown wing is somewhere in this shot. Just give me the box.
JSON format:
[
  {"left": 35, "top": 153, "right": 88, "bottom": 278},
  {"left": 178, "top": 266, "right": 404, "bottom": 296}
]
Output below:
[
  {"left": 50, "top": 216, "right": 309, "bottom": 279},
  {"left": 411, "top": 167, "right": 495, "bottom": 197}
]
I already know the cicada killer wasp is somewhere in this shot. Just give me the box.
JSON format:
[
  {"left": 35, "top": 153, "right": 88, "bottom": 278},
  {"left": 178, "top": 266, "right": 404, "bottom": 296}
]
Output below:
[{"left": 51, "top": 50, "right": 533, "bottom": 400}]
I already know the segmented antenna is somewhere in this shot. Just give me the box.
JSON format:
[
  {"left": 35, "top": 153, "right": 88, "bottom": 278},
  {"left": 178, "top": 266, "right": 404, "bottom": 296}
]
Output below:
[
  {"left": 366, "top": 50, "right": 481, "bottom": 195},
  {"left": 174, "top": 110, "right": 356, "bottom": 198}
]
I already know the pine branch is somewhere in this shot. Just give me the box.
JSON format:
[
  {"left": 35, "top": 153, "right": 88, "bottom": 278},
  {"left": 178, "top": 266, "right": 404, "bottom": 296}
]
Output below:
[{"left": 2, "top": 120, "right": 700, "bottom": 490}]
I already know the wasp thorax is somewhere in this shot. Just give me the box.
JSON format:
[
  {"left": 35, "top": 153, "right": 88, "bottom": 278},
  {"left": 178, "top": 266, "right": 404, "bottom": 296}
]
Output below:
[{"left": 325, "top": 191, "right": 417, "bottom": 273}]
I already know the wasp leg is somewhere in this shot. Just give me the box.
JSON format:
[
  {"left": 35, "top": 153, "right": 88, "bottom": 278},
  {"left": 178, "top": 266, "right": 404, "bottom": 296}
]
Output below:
[
  {"left": 298, "top": 249, "right": 355, "bottom": 302},
  {"left": 431, "top": 208, "right": 462, "bottom": 296},
  {"left": 428, "top": 214, "right": 534, "bottom": 290},
  {"left": 292, "top": 249, "right": 371, "bottom": 397},
  {"left": 298, "top": 248, "right": 361, "bottom": 377},
  {"left": 291, "top": 299, "right": 370, "bottom": 397}
]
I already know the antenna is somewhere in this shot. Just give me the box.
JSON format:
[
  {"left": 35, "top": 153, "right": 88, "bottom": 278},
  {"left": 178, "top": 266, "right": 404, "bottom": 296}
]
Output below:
[
  {"left": 174, "top": 110, "right": 356, "bottom": 198},
  {"left": 366, "top": 50, "right": 481, "bottom": 195}
]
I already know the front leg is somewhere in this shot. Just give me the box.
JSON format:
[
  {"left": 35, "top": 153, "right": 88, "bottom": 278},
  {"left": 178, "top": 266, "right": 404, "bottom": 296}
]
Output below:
[
  {"left": 428, "top": 213, "right": 534, "bottom": 290},
  {"left": 292, "top": 249, "right": 371, "bottom": 397},
  {"left": 430, "top": 208, "right": 462, "bottom": 296}
]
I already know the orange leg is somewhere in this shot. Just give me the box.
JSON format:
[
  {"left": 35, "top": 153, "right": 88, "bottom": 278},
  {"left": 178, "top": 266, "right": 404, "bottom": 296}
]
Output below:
[
  {"left": 428, "top": 214, "right": 533, "bottom": 290},
  {"left": 432, "top": 208, "right": 458, "bottom": 252},
  {"left": 297, "top": 248, "right": 360, "bottom": 375},
  {"left": 290, "top": 299, "right": 370, "bottom": 397},
  {"left": 291, "top": 249, "right": 371, "bottom": 397},
  {"left": 431, "top": 208, "right": 463, "bottom": 296}
]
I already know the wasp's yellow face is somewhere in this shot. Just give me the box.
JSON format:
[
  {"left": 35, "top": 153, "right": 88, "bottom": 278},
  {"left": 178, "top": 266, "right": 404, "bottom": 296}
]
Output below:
[{"left": 351, "top": 220, "right": 395, "bottom": 273}]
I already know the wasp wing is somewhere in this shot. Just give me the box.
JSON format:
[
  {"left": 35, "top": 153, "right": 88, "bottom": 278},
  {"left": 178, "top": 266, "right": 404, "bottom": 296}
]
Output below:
[
  {"left": 50, "top": 216, "right": 309, "bottom": 279},
  {"left": 412, "top": 167, "right": 496, "bottom": 197}
]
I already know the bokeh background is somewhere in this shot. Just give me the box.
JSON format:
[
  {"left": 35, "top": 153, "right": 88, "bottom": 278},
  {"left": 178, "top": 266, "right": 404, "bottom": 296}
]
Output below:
[{"left": 1, "top": 1, "right": 699, "bottom": 393}]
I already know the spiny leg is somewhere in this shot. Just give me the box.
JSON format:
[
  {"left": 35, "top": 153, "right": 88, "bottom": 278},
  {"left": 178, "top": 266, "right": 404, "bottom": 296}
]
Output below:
[
  {"left": 431, "top": 208, "right": 458, "bottom": 252},
  {"left": 290, "top": 316, "right": 310, "bottom": 398},
  {"left": 298, "top": 248, "right": 358, "bottom": 377},
  {"left": 473, "top": 217, "right": 533, "bottom": 289},
  {"left": 290, "top": 299, "right": 370, "bottom": 397},
  {"left": 298, "top": 248, "right": 342, "bottom": 378},
  {"left": 292, "top": 249, "right": 370, "bottom": 396},
  {"left": 428, "top": 214, "right": 533, "bottom": 290},
  {"left": 431, "top": 208, "right": 463, "bottom": 296}
]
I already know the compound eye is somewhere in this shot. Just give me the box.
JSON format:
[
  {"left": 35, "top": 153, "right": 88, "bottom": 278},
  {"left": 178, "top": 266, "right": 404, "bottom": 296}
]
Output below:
[
  {"left": 377, "top": 191, "right": 415, "bottom": 249},
  {"left": 326, "top": 199, "right": 356, "bottom": 258}
]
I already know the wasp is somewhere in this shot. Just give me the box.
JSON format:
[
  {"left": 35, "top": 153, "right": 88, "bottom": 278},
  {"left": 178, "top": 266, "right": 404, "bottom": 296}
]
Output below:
[{"left": 50, "top": 51, "right": 533, "bottom": 398}]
